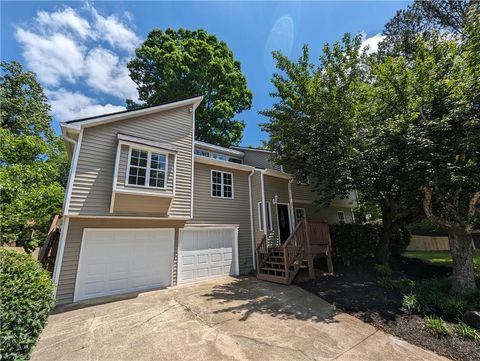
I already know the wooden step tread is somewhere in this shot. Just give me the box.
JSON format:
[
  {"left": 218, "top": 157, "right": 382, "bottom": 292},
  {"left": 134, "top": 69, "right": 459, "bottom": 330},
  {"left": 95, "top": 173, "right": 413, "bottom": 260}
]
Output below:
[
  {"left": 265, "top": 261, "right": 285, "bottom": 266},
  {"left": 260, "top": 267, "right": 286, "bottom": 272}
]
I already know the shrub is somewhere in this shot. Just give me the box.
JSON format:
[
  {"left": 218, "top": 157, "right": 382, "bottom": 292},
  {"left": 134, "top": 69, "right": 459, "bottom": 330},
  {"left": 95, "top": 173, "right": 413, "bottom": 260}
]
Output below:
[
  {"left": 440, "top": 297, "right": 469, "bottom": 320},
  {"left": 374, "top": 264, "right": 392, "bottom": 277},
  {"left": 456, "top": 322, "right": 480, "bottom": 344},
  {"left": 0, "top": 249, "right": 55, "bottom": 360},
  {"left": 425, "top": 316, "right": 451, "bottom": 337},
  {"left": 329, "top": 223, "right": 379, "bottom": 265},
  {"left": 402, "top": 293, "right": 421, "bottom": 314}
]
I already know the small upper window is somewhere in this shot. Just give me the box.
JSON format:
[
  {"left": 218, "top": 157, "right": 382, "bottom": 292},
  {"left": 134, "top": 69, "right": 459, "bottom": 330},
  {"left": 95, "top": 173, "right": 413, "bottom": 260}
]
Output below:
[
  {"left": 127, "top": 148, "right": 167, "bottom": 188},
  {"left": 295, "top": 208, "right": 306, "bottom": 224},
  {"left": 337, "top": 211, "right": 346, "bottom": 224},
  {"left": 211, "top": 170, "right": 233, "bottom": 198}
]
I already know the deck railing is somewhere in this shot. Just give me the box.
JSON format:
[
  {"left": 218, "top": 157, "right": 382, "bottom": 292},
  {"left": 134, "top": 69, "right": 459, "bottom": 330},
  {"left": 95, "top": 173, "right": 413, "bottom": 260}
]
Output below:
[
  {"left": 256, "top": 235, "right": 269, "bottom": 272},
  {"left": 282, "top": 220, "right": 307, "bottom": 275}
]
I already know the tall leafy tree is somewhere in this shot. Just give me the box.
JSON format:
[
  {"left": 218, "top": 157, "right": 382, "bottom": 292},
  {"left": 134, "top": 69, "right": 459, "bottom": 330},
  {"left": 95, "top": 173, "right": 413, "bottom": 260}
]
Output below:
[
  {"left": 0, "top": 61, "right": 67, "bottom": 253},
  {"left": 406, "top": 18, "right": 479, "bottom": 294},
  {"left": 127, "top": 28, "right": 253, "bottom": 146}
]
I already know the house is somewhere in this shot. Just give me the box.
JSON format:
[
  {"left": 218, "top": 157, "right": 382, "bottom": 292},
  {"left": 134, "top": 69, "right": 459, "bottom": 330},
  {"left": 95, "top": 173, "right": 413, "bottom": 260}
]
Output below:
[{"left": 53, "top": 96, "right": 358, "bottom": 305}]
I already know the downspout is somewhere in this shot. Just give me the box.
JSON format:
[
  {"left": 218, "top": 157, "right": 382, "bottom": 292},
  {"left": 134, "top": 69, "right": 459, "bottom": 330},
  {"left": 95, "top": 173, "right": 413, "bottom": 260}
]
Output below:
[
  {"left": 288, "top": 177, "right": 295, "bottom": 231},
  {"left": 248, "top": 169, "right": 256, "bottom": 269},
  {"left": 260, "top": 170, "right": 268, "bottom": 237}
]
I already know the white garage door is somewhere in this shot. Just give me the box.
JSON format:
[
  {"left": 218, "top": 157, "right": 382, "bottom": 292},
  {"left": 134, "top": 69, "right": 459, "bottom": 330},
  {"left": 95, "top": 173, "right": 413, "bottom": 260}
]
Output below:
[
  {"left": 74, "top": 228, "right": 174, "bottom": 302},
  {"left": 178, "top": 228, "right": 238, "bottom": 284}
]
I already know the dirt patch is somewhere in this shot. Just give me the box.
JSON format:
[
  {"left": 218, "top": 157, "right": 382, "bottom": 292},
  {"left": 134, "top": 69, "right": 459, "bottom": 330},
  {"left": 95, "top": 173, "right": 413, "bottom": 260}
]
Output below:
[{"left": 297, "top": 257, "right": 479, "bottom": 361}]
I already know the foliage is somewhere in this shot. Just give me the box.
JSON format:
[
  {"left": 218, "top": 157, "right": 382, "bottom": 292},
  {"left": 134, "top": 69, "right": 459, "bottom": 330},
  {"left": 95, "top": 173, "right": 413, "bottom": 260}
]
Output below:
[
  {"left": 402, "top": 293, "right": 421, "bottom": 314},
  {"left": 127, "top": 28, "right": 252, "bottom": 146},
  {"left": 0, "top": 249, "right": 55, "bottom": 360},
  {"left": 456, "top": 321, "right": 480, "bottom": 344},
  {"left": 425, "top": 315, "right": 451, "bottom": 337},
  {"left": 407, "top": 218, "right": 448, "bottom": 236},
  {"left": 374, "top": 264, "right": 392, "bottom": 277},
  {"left": 329, "top": 223, "right": 379, "bottom": 265},
  {"left": 0, "top": 61, "right": 67, "bottom": 252},
  {"left": 260, "top": 34, "right": 363, "bottom": 205}
]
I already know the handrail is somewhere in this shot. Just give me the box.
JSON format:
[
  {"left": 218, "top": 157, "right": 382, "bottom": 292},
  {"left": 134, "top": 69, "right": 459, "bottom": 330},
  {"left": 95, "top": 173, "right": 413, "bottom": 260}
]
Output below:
[
  {"left": 256, "top": 235, "right": 268, "bottom": 273},
  {"left": 282, "top": 220, "right": 307, "bottom": 276}
]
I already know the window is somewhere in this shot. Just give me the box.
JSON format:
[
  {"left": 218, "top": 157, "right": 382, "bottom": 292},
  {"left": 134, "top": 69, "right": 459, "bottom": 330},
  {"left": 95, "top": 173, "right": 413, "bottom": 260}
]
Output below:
[
  {"left": 127, "top": 148, "right": 167, "bottom": 188},
  {"left": 258, "top": 201, "right": 272, "bottom": 231},
  {"left": 337, "top": 211, "right": 346, "bottom": 224},
  {"left": 195, "top": 148, "right": 243, "bottom": 164},
  {"left": 211, "top": 170, "right": 233, "bottom": 198},
  {"left": 295, "top": 208, "right": 306, "bottom": 224}
]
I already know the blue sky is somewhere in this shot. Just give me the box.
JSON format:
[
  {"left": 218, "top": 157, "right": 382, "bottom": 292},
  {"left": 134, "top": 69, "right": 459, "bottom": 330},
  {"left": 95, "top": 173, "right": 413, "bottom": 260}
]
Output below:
[{"left": 1, "top": 1, "right": 410, "bottom": 146}]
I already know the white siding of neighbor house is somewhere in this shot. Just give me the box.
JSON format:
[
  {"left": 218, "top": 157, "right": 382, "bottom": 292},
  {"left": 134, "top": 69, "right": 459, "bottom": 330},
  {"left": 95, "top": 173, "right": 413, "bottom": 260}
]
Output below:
[
  {"left": 67, "top": 106, "right": 193, "bottom": 218},
  {"left": 187, "top": 162, "right": 253, "bottom": 273}
]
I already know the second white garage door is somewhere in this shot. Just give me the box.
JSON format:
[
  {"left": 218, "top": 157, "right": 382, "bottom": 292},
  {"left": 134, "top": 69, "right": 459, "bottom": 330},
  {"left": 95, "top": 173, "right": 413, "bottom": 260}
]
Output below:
[
  {"left": 74, "top": 228, "right": 174, "bottom": 302},
  {"left": 178, "top": 228, "right": 238, "bottom": 284}
]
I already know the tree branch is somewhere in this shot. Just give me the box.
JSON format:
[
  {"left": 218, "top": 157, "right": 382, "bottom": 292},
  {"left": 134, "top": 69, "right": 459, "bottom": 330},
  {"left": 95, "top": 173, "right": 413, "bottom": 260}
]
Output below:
[{"left": 421, "top": 186, "right": 453, "bottom": 229}]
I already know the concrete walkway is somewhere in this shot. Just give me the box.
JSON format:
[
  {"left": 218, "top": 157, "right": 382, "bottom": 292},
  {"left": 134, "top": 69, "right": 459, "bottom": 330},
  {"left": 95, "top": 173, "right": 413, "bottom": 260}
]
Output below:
[{"left": 32, "top": 277, "right": 448, "bottom": 361}]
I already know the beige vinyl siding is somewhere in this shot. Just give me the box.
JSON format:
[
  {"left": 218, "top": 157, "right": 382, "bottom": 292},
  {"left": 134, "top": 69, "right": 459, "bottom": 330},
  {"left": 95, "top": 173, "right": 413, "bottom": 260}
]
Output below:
[
  {"left": 263, "top": 175, "right": 291, "bottom": 244},
  {"left": 294, "top": 203, "right": 354, "bottom": 224},
  {"left": 56, "top": 217, "right": 186, "bottom": 305},
  {"left": 116, "top": 144, "right": 175, "bottom": 193},
  {"left": 112, "top": 194, "right": 172, "bottom": 214},
  {"left": 242, "top": 149, "right": 282, "bottom": 171},
  {"left": 291, "top": 182, "right": 316, "bottom": 201},
  {"left": 187, "top": 162, "right": 253, "bottom": 273},
  {"left": 251, "top": 170, "right": 264, "bottom": 247},
  {"left": 68, "top": 106, "right": 193, "bottom": 217}
]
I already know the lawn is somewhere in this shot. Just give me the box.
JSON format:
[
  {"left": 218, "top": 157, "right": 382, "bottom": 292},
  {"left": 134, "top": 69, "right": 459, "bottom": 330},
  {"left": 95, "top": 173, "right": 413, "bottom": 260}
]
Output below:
[{"left": 402, "top": 250, "right": 480, "bottom": 271}]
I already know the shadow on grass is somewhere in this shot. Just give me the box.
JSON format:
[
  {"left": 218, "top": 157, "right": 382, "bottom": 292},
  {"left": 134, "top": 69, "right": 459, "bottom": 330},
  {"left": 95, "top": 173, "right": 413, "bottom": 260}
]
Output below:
[{"left": 201, "top": 276, "right": 338, "bottom": 323}]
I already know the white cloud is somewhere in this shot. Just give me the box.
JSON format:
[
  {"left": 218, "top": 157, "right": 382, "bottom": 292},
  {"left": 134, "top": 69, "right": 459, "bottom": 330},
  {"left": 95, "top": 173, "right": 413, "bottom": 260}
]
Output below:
[
  {"left": 15, "top": 28, "right": 85, "bottom": 86},
  {"left": 85, "top": 47, "right": 138, "bottom": 100},
  {"left": 47, "top": 88, "right": 126, "bottom": 121},
  {"left": 264, "top": 15, "right": 294, "bottom": 74},
  {"left": 360, "top": 33, "right": 385, "bottom": 54},
  {"left": 37, "top": 7, "right": 90, "bottom": 39},
  {"left": 14, "top": 4, "right": 139, "bottom": 101},
  {"left": 89, "top": 5, "right": 139, "bottom": 52}
]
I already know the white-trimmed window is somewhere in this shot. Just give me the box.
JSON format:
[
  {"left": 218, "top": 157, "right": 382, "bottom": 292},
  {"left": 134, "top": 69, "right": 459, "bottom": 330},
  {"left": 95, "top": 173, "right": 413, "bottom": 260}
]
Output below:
[
  {"left": 337, "top": 210, "right": 346, "bottom": 224},
  {"left": 258, "top": 201, "right": 273, "bottom": 231},
  {"left": 295, "top": 208, "right": 306, "bottom": 224},
  {"left": 127, "top": 148, "right": 167, "bottom": 188},
  {"left": 211, "top": 170, "right": 233, "bottom": 198}
]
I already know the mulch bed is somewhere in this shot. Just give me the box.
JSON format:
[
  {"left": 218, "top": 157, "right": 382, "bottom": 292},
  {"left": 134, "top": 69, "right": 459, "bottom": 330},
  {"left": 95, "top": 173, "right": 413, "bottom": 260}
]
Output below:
[{"left": 296, "top": 257, "right": 479, "bottom": 361}]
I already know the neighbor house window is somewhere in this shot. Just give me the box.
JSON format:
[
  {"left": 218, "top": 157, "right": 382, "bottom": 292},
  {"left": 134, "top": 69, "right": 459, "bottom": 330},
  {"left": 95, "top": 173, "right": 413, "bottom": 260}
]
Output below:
[
  {"left": 127, "top": 148, "right": 167, "bottom": 188},
  {"left": 337, "top": 211, "right": 346, "bottom": 224},
  {"left": 211, "top": 170, "right": 233, "bottom": 198},
  {"left": 258, "top": 201, "right": 272, "bottom": 231},
  {"left": 195, "top": 148, "right": 243, "bottom": 164},
  {"left": 295, "top": 208, "right": 306, "bottom": 224}
]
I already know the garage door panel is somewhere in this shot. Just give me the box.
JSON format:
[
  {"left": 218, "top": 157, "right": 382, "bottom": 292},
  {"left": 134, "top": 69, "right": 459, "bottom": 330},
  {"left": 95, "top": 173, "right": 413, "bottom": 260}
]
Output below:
[
  {"left": 75, "top": 229, "right": 173, "bottom": 301},
  {"left": 178, "top": 228, "right": 238, "bottom": 284}
]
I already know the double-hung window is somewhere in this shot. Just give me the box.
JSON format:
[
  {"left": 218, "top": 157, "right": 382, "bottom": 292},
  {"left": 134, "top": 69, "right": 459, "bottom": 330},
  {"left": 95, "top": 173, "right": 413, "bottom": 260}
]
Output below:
[
  {"left": 337, "top": 211, "right": 346, "bottom": 224},
  {"left": 295, "top": 208, "right": 306, "bottom": 224},
  {"left": 127, "top": 148, "right": 167, "bottom": 188},
  {"left": 211, "top": 170, "right": 233, "bottom": 198}
]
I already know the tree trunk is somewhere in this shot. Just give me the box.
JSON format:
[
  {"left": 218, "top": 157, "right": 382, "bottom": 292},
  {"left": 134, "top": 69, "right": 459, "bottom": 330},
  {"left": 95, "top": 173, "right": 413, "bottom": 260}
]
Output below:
[
  {"left": 375, "top": 198, "right": 397, "bottom": 265},
  {"left": 449, "top": 228, "right": 477, "bottom": 295}
]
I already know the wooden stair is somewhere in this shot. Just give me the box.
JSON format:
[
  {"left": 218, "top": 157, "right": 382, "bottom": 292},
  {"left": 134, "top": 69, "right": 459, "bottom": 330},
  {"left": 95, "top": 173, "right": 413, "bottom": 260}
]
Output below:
[
  {"left": 257, "top": 248, "right": 303, "bottom": 284},
  {"left": 38, "top": 215, "right": 61, "bottom": 275}
]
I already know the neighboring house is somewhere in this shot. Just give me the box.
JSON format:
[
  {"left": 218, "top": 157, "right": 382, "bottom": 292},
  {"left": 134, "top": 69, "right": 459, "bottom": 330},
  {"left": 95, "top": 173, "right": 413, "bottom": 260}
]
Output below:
[{"left": 54, "top": 96, "right": 358, "bottom": 304}]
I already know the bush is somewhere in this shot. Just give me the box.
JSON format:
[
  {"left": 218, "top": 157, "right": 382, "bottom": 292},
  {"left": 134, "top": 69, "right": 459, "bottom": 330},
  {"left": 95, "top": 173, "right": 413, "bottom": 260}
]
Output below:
[
  {"left": 456, "top": 322, "right": 480, "bottom": 344},
  {"left": 402, "top": 293, "right": 421, "bottom": 314},
  {"left": 329, "top": 223, "right": 379, "bottom": 265},
  {"left": 0, "top": 249, "right": 55, "bottom": 360},
  {"left": 425, "top": 316, "right": 451, "bottom": 337},
  {"left": 374, "top": 264, "right": 392, "bottom": 277}
]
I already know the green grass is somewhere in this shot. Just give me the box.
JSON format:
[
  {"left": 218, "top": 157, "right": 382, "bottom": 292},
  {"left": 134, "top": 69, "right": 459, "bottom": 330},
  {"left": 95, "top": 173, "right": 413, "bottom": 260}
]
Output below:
[{"left": 402, "top": 250, "right": 480, "bottom": 271}]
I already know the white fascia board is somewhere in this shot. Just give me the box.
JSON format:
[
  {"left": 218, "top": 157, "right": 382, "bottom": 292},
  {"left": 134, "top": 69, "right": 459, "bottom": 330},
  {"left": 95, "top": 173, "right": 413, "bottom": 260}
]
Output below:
[
  {"left": 194, "top": 155, "right": 254, "bottom": 172},
  {"left": 194, "top": 141, "right": 245, "bottom": 157},
  {"left": 263, "top": 168, "right": 292, "bottom": 180},
  {"left": 231, "top": 146, "right": 274, "bottom": 154},
  {"left": 60, "top": 96, "right": 204, "bottom": 129}
]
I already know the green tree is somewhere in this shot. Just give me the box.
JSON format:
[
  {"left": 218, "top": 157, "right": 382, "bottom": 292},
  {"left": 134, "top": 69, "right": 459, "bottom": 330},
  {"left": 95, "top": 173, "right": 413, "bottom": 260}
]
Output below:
[
  {"left": 406, "top": 19, "right": 479, "bottom": 294},
  {"left": 0, "top": 61, "right": 67, "bottom": 253},
  {"left": 127, "top": 28, "right": 253, "bottom": 147}
]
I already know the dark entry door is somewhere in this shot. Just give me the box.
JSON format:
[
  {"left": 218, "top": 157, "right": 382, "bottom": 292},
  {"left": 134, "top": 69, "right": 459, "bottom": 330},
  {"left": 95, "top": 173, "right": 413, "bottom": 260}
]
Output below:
[{"left": 277, "top": 204, "right": 291, "bottom": 244}]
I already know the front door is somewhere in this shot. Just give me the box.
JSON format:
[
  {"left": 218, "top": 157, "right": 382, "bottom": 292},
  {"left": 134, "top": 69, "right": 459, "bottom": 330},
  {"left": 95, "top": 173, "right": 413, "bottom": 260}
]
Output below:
[{"left": 277, "top": 204, "right": 291, "bottom": 244}]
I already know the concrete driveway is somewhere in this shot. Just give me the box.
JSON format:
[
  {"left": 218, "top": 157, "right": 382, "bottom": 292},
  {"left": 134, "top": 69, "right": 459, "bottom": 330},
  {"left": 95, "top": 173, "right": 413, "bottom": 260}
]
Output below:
[{"left": 32, "top": 277, "right": 448, "bottom": 361}]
